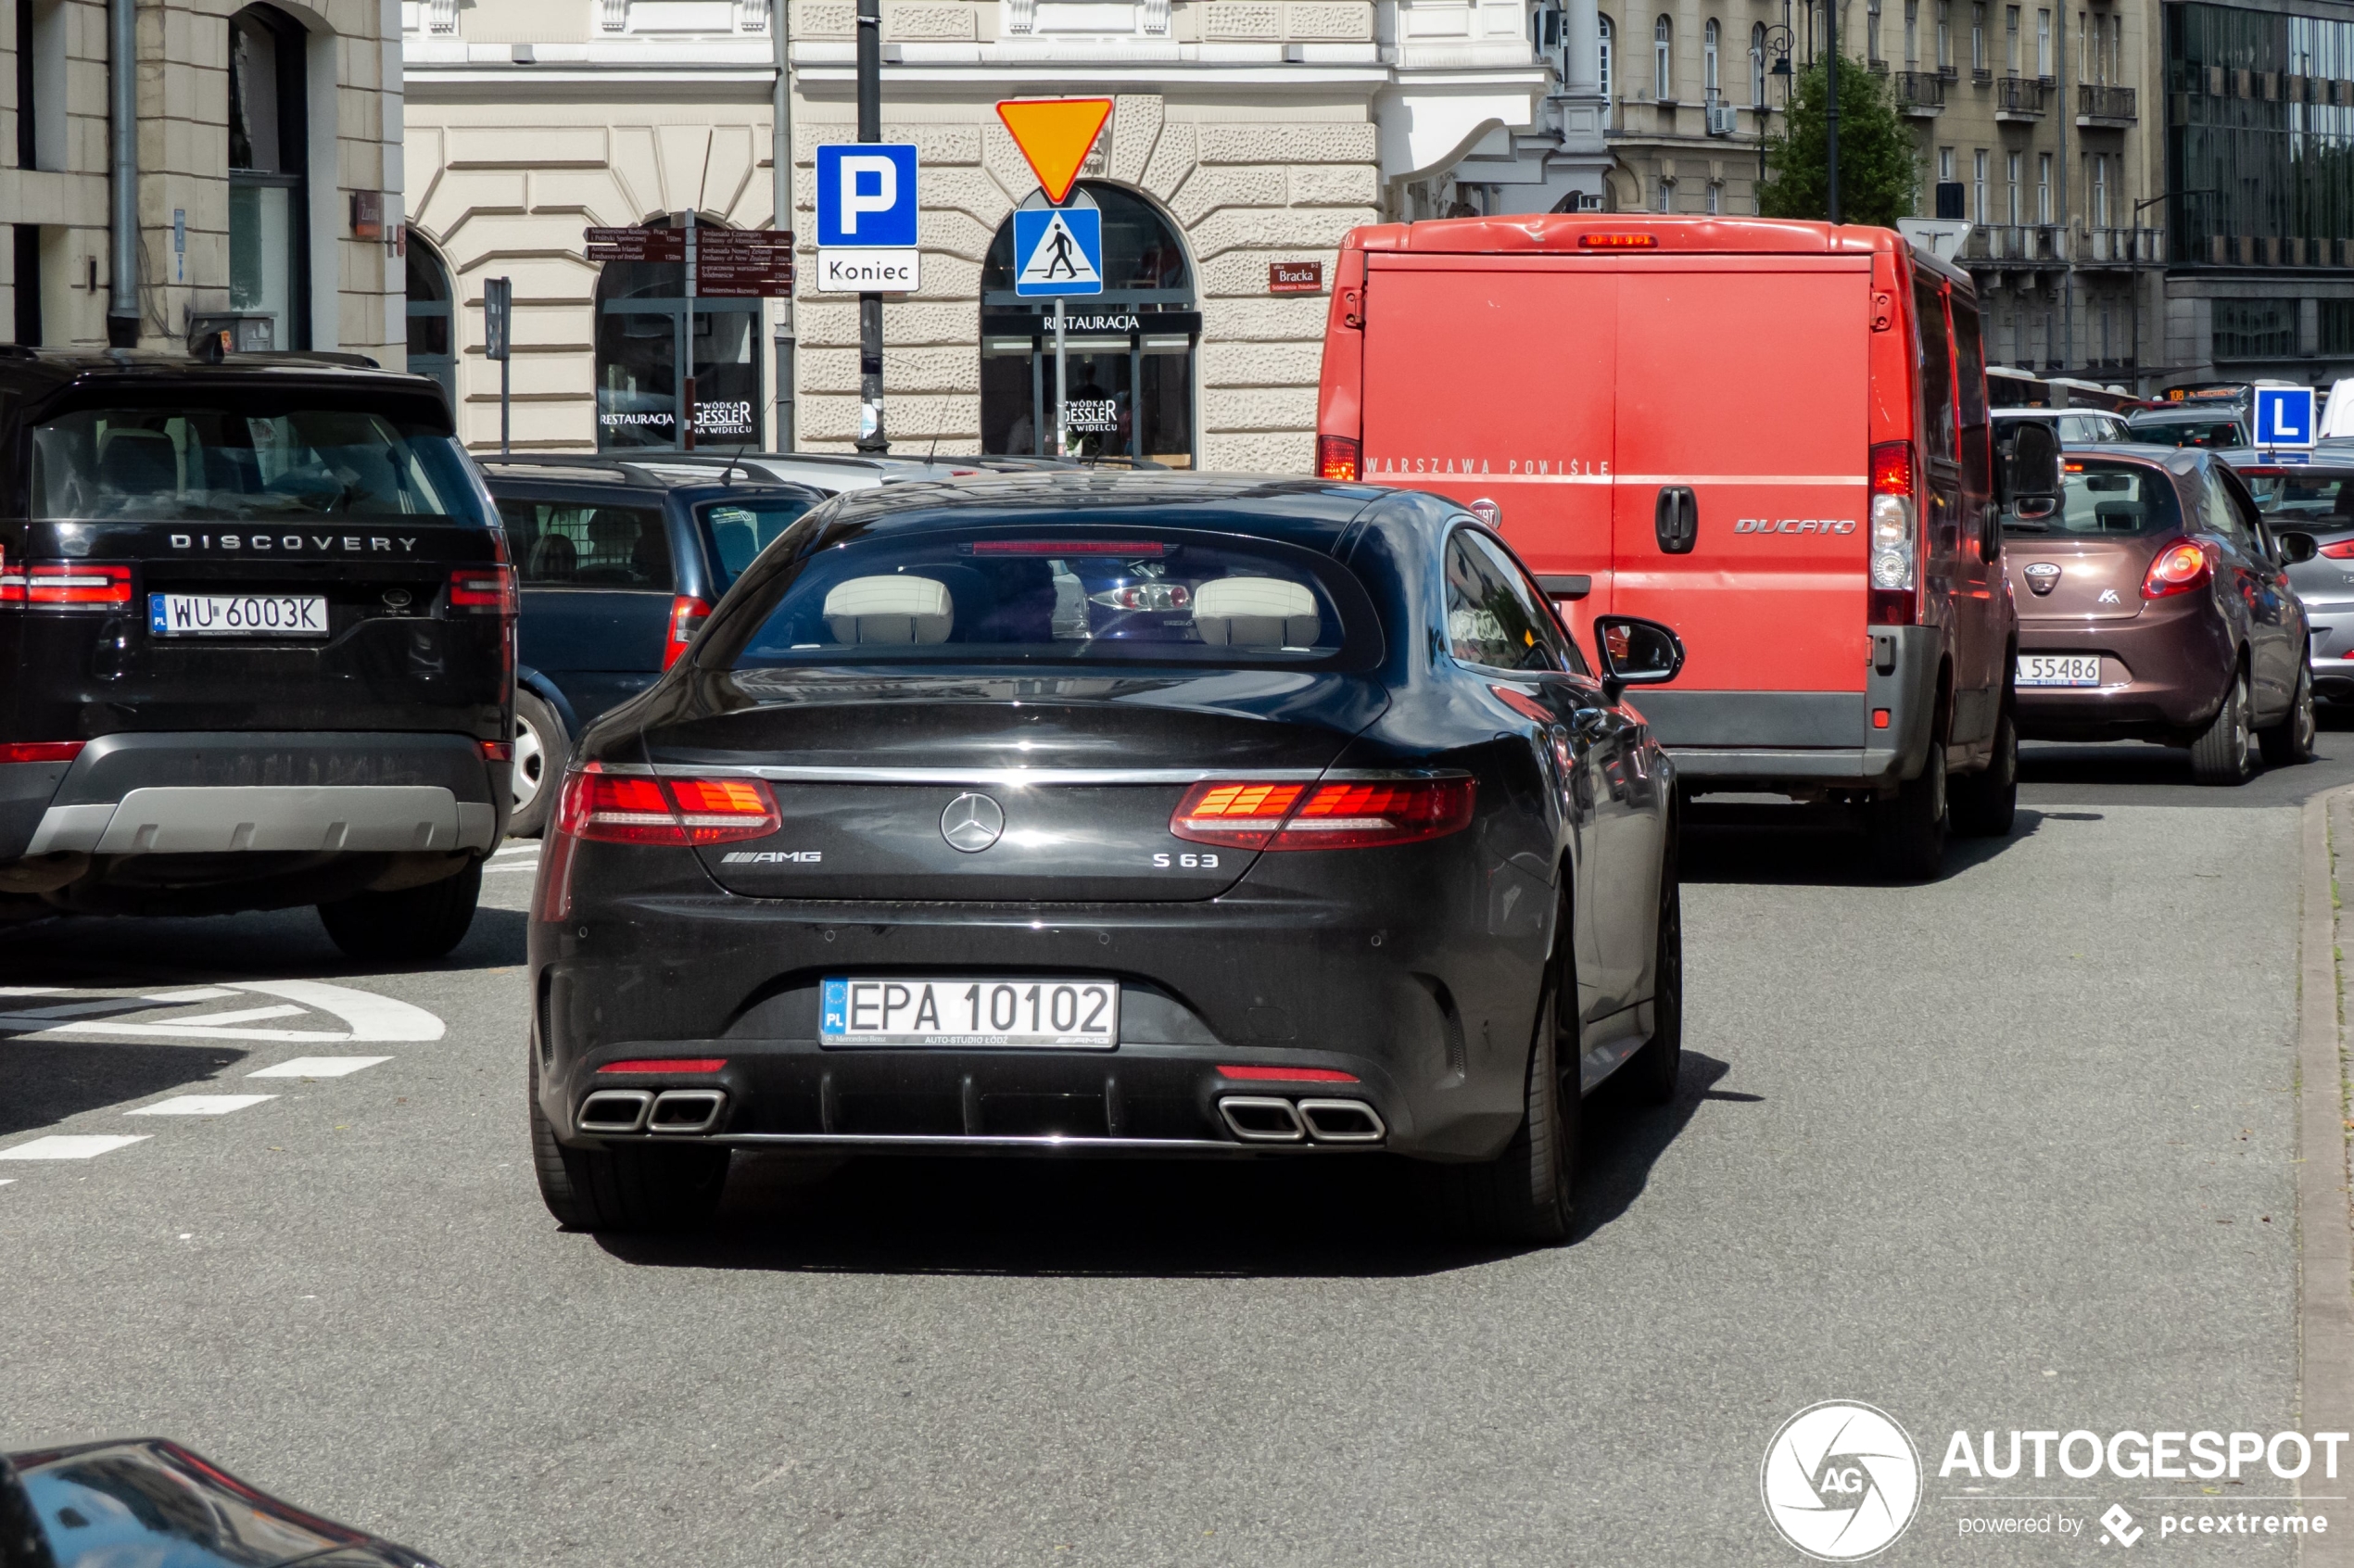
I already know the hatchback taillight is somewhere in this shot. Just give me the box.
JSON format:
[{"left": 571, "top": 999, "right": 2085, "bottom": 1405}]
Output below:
[
  {"left": 1171, "top": 777, "right": 1475, "bottom": 851},
  {"left": 1316, "top": 435, "right": 1361, "bottom": 483},
  {"left": 448, "top": 565, "right": 517, "bottom": 616},
  {"left": 2319, "top": 539, "right": 2354, "bottom": 560},
  {"left": 1867, "top": 441, "right": 1917, "bottom": 626},
  {"left": 2144, "top": 539, "right": 2214, "bottom": 599},
  {"left": 554, "top": 765, "right": 778, "bottom": 846},
  {"left": 663, "top": 595, "right": 714, "bottom": 670},
  {"left": 4, "top": 563, "right": 133, "bottom": 607}
]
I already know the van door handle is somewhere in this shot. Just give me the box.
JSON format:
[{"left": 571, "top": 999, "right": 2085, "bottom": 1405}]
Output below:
[{"left": 1654, "top": 487, "right": 1698, "bottom": 554}]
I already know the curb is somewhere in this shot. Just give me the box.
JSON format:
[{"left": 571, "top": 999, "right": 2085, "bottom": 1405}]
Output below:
[{"left": 2303, "top": 789, "right": 2354, "bottom": 1565}]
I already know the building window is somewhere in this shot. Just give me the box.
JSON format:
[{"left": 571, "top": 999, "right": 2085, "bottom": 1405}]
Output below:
[
  {"left": 2214, "top": 298, "right": 2296, "bottom": 360},
  {"left": 1973, "top": 148, "right": 1989, "bottom": 221},
  {"left": 2091, "top": 153, "right": 2108, "bottom": 227},
  {"left": 2322, "top": 300, "right": 2354, "bottom": 357},
  {"left": 406, "top": 236, "right": 456, "bottom": 403},
  {"left": 1704, "top": 19, "right": 1719, "bottom": 95},
  {"left": 228, "top": 5, "right": 310, "bottom": 352},
  {"left": 1656, "top": 175, "right": 1676, "bottom": 211},
  {"left": 2036, "top": 152, "right": 2052, "bottom": 222},
  {"left": 1939, "top": 146, "right": 1955, "bottom": 183},
  {"left": 1752, "top": 21, "right": 1767, "bottom": 103},
  {"left": 1599, "top": 14, "right": 1614, "bottom": 103},
  {"left": 1905, "top": 0, "right": 1917, "bottom": 63},
  {"left": 2007, "top": 150, "right": 2022, "bottom": 223},
  {"left": 1654, "top": 15, "right": 1672, "bottom": 98},
  {"left": 2005, "top": 4, "right": 2018, "bottom": 70},
  {"left": 1868, "top": 0, "right": 1883, "bottom": 64},
  {"left": 980, "top": 185, "right": 1196, "bottom": 465},
  {"left": 1937, "top": 0, "right": 1951, "bottom": 67},
  {"left": 2035, "top": 6, "right": 2050, "bottom": 74},
  {"left": 595, "top": 215, "right": 765, "bottom": 451},
  {"left": 1971, "top": 2, "right": 1985, "bottom": 70},
  {"left": 1706, "top": 180, "right": 1722, "bottom": 213}
]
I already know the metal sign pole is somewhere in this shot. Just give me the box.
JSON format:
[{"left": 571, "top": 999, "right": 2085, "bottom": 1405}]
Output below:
[
  {"left": 485, "top": 275, "right": 513, "bottom": 459},
  {"left": 682, "top": 209, "right": 698, "bottom": 451},
  {"left": 854, "top": 0, "right": 888, "bottom": 453},
  {"left": 1054, "top": 297, "right": 1068, "bottom": 459}
]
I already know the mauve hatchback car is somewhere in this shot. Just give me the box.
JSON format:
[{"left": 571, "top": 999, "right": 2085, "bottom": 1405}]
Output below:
[
  {"left": 2005, "top": 447, "right": 2314, "bottom": 783},
  {"left": 528, "top": 474, "right": 1689, "bottom": 1244}
]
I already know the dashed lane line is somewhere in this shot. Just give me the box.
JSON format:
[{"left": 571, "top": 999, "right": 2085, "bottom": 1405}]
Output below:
[
  {"left": 126, "top": 1094, "right": 278, "bottom": 1117},
  {"left": 246, "top": 1056, "right": 392, "bottom": 1080},
  {"left": 0, "top": 1135, "right": 151, "bottom": 1160}
]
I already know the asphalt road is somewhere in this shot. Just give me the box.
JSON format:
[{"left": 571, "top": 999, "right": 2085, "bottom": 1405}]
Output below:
[{"left": 0, "top": 726, "right": 2343, "bottom": 1566}]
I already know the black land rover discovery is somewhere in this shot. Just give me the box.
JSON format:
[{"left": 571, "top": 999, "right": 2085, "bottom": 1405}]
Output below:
[{"left": 0, "top": 348, "right": 513, "bottom": 958}]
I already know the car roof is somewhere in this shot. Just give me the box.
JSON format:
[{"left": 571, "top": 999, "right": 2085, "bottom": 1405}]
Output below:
[
  {"left": 0, "top": 346, "right": 441, "bottom": 400},
  {"left": 792, "top": 473, "right": 1387, "bottom": 554},
  {"left": 477, "top": 461, "right": 821, "bottom": 502},
  {"left": 2128, "top": 405, "right": 2244, "bottom": 423},
  {"left": 2064, "top": 442, "right": 2208, "bottom": 474}
]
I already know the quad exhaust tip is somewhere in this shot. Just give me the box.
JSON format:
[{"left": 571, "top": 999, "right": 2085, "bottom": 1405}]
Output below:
[
  {"left": 577, "top": 1089, "right": 652, "bottom": 1133},
  {"left": 1218, "top": 1095, "right": 1386, "bottom": 1144},
  {"left": 648, "top": 1089, "right": 726, "bottom": 1133}
]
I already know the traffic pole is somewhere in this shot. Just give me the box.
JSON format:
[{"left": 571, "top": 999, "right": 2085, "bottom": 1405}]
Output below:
[
  {"left": 1053, "top": 297, "right": 1068, "bottom": 458},
  {"left": 854, "top": 0, "right": 887, "bottom": 453},
  {"left": 682, "top": 209, "right": 698, "bottom": 451},
  {"left": 1823, "top": 0, "right": 1840, "bottom": 224}
]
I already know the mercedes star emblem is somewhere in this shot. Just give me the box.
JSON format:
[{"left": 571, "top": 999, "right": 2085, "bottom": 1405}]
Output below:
[{"left": 940, "top": 792, "right": 1005, "bottom": 854}]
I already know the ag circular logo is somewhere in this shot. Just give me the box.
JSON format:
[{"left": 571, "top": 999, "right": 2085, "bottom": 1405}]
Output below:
[{"left": 1760, "top": 1401, "right": 1921, "bottom": 1561}]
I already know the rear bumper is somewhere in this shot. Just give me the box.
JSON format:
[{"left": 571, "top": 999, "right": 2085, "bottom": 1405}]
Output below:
[
  {"left": 2013, "top": 606, "right": 2232, "bottom": 741},
  {"left": 1641, "top": 625, "right": 1939, "bottom": 792},
  {"left": 0, "top": 731, "right": 503, "bottom": 862}
]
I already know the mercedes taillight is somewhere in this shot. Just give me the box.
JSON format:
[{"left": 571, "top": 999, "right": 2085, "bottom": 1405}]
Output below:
[
  {"left": 1170, "top": 777, "right": 1475, "bottom": 851},
  {"left": 1867, "top": 441, "right": 1918, "bottom": 625},
  {"left": 539, "top": 765, "right": 780, "bottom": 920}
]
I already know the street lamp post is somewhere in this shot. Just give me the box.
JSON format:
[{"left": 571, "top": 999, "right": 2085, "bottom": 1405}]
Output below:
[{"left": 2126, "top": 188, "right": 2211, "bottom": 394}]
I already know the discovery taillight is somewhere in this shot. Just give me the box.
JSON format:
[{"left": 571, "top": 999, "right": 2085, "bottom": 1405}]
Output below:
[
  {"left": 1170, "top": 777, "right": 1475, "bottom": 851},
  {"left": 1867, "top": 440, "right": 1918, "bottom": 626},
  {"left": 663, "top": 595, "right": 713, "bottom": 670},
  {"left": 8, "top": 563, "right": 133, "bottom": 607},
  {"left": 0, "top": 741, "right": 85, "bottom": 765},
  {"left": 554, "top": 765, "right": 778, "bottom": 846},
  {"left": 1317, "top": 435, "right": 1362, "bottom": 482},
  {"left": 2144, "top": 539, "right": 2214, "bottom": 600},
  {"left": 448, "top": 564, "right": 517, "bottom": 616}
]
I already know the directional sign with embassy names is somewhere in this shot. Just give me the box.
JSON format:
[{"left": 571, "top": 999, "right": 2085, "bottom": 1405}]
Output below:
[{"left": 1014, "top": 207, "right": 1103, "bottom": 297}]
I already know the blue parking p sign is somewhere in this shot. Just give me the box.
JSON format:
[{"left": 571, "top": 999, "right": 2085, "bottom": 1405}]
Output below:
[
  {"left": 2254, "top": 385, "right": 2317, "bottom": 449},
  {"left": 816, "top": 144, "right": 919, "bottom": 247}
]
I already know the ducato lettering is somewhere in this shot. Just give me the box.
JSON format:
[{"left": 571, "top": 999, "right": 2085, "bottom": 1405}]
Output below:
[{"left": 1734, "top": 518, "right": 1860, "bottom": 535}]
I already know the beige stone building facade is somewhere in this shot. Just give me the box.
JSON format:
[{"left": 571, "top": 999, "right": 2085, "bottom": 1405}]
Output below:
[
  {"left": 3, "top": 0, "right": 403, "bottom": 358},
  {"left": 400, "top": 0, "right": 1546, "bottom": 467}
]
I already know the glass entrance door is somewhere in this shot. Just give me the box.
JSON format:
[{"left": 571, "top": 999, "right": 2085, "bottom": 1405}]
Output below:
[{"left": 981, "top": 329, "right": 1196, "bottom": 464}]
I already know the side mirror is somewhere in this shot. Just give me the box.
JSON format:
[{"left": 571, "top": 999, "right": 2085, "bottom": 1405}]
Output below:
[
  {"left": 1997, "top": 420, "right": 2064, "bottom": 514},
  {"left": 2282, "top": 529, "right": 2319, "bottom": 564},
  {"left": 1593, "top": 614, "right": 1685, "bottom": 702}
]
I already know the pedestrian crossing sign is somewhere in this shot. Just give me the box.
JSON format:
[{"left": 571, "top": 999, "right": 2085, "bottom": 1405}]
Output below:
[{"left": 1013, "top": 206, "right": 1104, "bottom": 297}]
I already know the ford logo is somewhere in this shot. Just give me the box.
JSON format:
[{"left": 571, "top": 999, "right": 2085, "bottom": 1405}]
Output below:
[{"left": 2023, "top": 563, "right": 2060, "bottom": 596}]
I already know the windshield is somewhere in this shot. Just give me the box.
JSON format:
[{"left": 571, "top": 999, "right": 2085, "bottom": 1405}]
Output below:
[
  {"left": 2006, "top": 460, "right": 2183, "bottom": 536},
  {"left": 700, "top": 496, "right": 818, "bottom": 588},
  {"left": 2125, "top": 417, "right": 2245, "bottom": 449},
  {"left": 29, "top": 400, "right": 483, "bottom": 523},
  {"left": 2242, "top": 471, "right": 2354, "bottom": 527},
  {"left": 724, "top": 528, "right": 1373, "bottom": 671}
]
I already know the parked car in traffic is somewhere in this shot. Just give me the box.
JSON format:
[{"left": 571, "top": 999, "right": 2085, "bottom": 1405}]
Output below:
[
  {"left": 2, "top": 1439, "right": 443, "bottom": 1567},
  {"left": 2124, "top": 407, "right": 2254, "bottom": 449},
  {"left": 1314, "top": 216, "right": 2036, "bottom": 879},
  {"left": 2006, "top": 446, "right": 2315, "bottom": 781},
  {"left": 0, "top": 348, "right": 512, "bottom": 958},
  {"left": 2233, "top": 457, "right": 2354, "bottom": 707},
  {"left": 528, "top": 474, "right": 1687, "bottom": 1244},
  {"left": 475, "top": 457, "right": 824, "bottom": 834}
]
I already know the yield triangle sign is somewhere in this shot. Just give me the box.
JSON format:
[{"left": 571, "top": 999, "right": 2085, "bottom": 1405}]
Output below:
[
  {"left": 1014, "top": 207, "right": 1103, "bottom": 296},
  {"left": 995, "top": 98, "right": 1112, "bottom": 205}
]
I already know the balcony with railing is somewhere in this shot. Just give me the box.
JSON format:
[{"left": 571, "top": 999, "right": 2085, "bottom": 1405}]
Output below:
[
  {"left": 1894, "top": 70, "right": 1946, "bottom": 116},
  {"left": 1964, "top": 223, "right": 2069, "bottom": 264},
  {"left": 2073, "top": 226, "right": 2163, "bottom": 266},
  {"left": 2076, "top": 83, "right": 2136, "bottom": 125},
  {"left": 1995, "top": 74, "right": 2045, "bottom": 120}
]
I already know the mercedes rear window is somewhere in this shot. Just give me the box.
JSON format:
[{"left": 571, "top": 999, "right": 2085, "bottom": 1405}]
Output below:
[
  {"left": 28, "top": 399, "right": 485, "bottom": 524},
  {"left": 2006, "top": 460, "right": 2183, "bottom": 537},
  {"left": 2124, "top": 418, "right": 2245, "bottom": 449},
  {"left": 720, "top": 527, "right": 1377, "bottom": 671}
]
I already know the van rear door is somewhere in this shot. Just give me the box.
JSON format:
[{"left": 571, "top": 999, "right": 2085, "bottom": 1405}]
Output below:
[
  {"left": 1608, "top": 257, "right": 1873, "bottom": 736},
  {"left": 1359, "top": 258, "right": 1618, "bottom": 613}
]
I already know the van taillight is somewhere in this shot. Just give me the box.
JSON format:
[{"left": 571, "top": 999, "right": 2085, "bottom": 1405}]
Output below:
[
  {"left": 1867, "top": 441, "right": 1918, "bottom": 626},
  {"left": 1577, "top": 233, "right": 1659, "bottom": 248},
  {"left": 663, "top": 595, "right": 714, "bottom": 669},
  {"left": 1171, "top": 777, "right": 1475, "bottom": 850},
  {"left": 1317, "top": 436, "right": 1361, "bottom": 483},
  {"left": 8, "top": 563, "right": 133, "bottom": 607}
]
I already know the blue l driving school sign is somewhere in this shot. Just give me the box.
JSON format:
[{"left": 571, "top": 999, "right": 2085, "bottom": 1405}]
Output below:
[
  {"left": 816, "top": 145, "right": 920, "bottom": 248},
  {"left": 2255, "top": 386, "right": 2317, "bottom": 449}
]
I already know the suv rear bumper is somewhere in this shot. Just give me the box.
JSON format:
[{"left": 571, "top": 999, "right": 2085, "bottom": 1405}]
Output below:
[{"left": 0, "top": 732, "right": 502, "bottom": 862}]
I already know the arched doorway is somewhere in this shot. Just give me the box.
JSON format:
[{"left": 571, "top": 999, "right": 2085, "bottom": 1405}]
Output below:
[
  {"left": 405, "top": 235, "right": 455, "bottom": 403},
  {"left": 228, "top": 3, "right": 310, "bottom": 350},
  {"left": 593, "top": 215, "right": 762, "bottom": 450},
  {"left": 980, "top": 183, "right": 1197, "bottom": 465}
]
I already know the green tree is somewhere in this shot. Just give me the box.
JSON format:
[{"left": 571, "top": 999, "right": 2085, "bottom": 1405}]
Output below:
[{"left": 1757, "top": 57, "right": 1919, "bottom": 227}]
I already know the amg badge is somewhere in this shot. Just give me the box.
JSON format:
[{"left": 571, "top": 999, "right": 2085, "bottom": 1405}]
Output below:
[{"left": 719, "top": 850, "right": 823, "bottom": 864}]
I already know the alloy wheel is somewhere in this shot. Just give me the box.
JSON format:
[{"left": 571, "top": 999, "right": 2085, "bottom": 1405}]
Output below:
[{"left": 513, "top": 711, "right": 548, "bottom": 816}]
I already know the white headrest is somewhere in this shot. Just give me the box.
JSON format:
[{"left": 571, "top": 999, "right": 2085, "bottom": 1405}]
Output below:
[
  {"left": 1193, "top": 575, "right": 1321, "bottom": 648},
  {"left": 823, "top": 574, "right": 953, "bottom": 645}
]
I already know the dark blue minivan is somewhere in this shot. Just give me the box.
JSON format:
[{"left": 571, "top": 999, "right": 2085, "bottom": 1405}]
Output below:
[{"left": 479, "top": 457, "right": 824, "bottom": 834}]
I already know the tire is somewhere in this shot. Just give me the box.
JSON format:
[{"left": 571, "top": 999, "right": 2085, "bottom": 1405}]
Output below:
[
  {"left": 1444, "top": 902, "right": 1579, "bottom": 1244},
  {"left": 530, "top": 1052, "right": 729, "bottom": 1233},
  {"left": 1870, "top": 739, "right": 1948, "bottom": 880},
  {"left": 1948, "top": 705, "right": 2019, "bottom": 839},
  {"left": 1625, "top": 847, "right": 1682, "bottom": 1106},
  {"left": 2259, "top": 661, "right": 2317, "bottom": 767},
  {"left": 2191, "top": 666, "right": 2256, "bottom": 785},
  {"left": 317, "top": 860, "right": 482, "bottom": 962},
  {"left": 508, "top": 689, "right": 568, "bottom": 839}
]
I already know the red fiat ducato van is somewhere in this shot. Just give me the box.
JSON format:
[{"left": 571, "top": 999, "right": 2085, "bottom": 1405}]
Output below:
[{"left": 1315, "top": 216, "right": 2047, "bottom": 877}]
